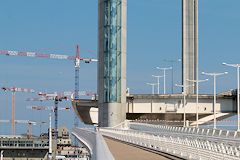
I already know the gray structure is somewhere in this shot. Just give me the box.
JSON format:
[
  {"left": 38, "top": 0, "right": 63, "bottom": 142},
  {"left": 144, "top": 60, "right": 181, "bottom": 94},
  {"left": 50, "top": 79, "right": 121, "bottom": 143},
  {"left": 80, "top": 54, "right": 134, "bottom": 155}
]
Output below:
[
  {"left": 182, "top": 0, "right": 198, "bottom": 94},
  {"left": 98, "top": 0, "right": 127, "bottom": 127},
  {"left": 72, "top": 91, "right": 237, "bottom": 125}
]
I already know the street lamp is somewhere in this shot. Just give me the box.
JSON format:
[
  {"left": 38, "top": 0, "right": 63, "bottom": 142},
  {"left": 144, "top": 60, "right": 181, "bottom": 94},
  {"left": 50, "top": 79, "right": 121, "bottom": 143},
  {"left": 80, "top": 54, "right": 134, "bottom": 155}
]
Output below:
[
  {"left": 202, "top": 71, "right": 228, "bottom": 129},
  {"left": 187, "top": 78, "right": 208, "bottom": 128},
  {"left": 0, "top": 150, "right": 3, "bottom": 160},
  {"left": 175, "top": 83, "right": 194, "bottom": 127},
  {"left": 156, "top": 67, "right": 172, "bottom": 94},
  {"left": 164, "top": 59, "right": 181, "bottom": 94},
  {"left": 152, "top": 75, "right": 163, "bottom": 94},
  {"left": 146, "top": 83, "right": 157, "bottom": 94},
  {"left": 222, "top": 62, "right": 240, "bottom": 131},
  {"left": 49, "top": 113, "right": 52, "bottom": 160}
]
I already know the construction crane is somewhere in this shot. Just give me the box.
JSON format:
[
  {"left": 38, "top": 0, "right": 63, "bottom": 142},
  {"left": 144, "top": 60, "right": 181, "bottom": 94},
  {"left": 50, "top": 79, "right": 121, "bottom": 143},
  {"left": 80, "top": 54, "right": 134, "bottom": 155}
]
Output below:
[
  {"left": 27, "top": 105, "right": 70, "bottom": 112},
  {"left": 0, "top": 45, "right": 98, "bottom": 100},
  {"left": 38, "top": 90, "right": 96, "bottom": 148},
  {"left": 27, "top": 105, "right": 70, "bottom": 137},
  {"left": 0, "top": 119, "right": 46, "bottom": 137},
  {"left": 0, "top": 45, "right": 97, "bottom": 147},
  {"left": 27, "top": 90, "right": 94, "bottom": 137},
  {"left": 27, "top": 93, "right": 68, "bottom": 137},
  {"left": 27, "top": 94, "right": 67, "bottom": 140},
  {"left": 14, "top": 120, "right": 46, "bottom": 137},
  {"left": 1, "top": 87, "right": 35, "bottom": 135},
  {"left": 27, "top": 92, "right": 72, "bottom": 160}
]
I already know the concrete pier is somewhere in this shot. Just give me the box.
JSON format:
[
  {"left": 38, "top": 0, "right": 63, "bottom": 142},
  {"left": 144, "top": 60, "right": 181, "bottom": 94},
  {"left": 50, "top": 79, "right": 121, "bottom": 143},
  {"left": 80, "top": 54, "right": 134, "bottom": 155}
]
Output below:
[
  {"left": 98, "top": 0, "right": 127, "bottom": 127},
  {"left": 182, "top": 0, "right": 198, "bottom": 94}
]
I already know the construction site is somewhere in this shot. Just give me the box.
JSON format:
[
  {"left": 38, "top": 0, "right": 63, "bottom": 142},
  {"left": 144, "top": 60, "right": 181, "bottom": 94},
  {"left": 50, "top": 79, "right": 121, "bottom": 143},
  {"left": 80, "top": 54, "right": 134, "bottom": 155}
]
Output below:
[
  {"left": 0, "top": 45, "right": 97, "bottom": 160},
  {"left": 1, "top": 0, "right": 240, "bottom": 160}
]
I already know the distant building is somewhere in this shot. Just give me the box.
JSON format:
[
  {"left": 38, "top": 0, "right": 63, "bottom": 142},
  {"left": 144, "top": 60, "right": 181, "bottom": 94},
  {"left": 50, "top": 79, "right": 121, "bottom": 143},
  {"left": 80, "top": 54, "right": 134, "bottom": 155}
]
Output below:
[{"left": 0, "top": 127, "right": 89, "bottom": 160}]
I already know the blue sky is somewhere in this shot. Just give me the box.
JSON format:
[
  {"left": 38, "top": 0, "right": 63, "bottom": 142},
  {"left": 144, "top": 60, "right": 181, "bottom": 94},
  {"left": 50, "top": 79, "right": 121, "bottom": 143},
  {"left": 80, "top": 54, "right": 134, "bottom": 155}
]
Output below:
[{"left": 0, "top": 0, "right": 239, "bottom": 135}]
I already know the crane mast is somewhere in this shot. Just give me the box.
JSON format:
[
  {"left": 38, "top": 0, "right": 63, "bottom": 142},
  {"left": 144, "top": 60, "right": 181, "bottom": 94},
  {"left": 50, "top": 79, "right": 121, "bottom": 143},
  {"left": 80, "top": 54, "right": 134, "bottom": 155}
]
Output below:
[
  {"left": 75, "top": 45, "right": 80, "bottom": 100},
  {"left": 1, "top": 87, "right": 35, "bottom": 135},
  {"left": 27, "top": 91, "right": 73, "bottom": 160},
  {"left": 0, "top": 45, "right": 97, "bottom": 104}
]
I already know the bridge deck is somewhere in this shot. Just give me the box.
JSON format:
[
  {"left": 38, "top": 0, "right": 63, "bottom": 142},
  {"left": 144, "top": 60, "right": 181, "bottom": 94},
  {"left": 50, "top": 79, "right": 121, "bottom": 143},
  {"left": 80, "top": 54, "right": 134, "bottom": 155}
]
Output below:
[{"left": 104, "top": 137, "right": 171, "bottom": 160}]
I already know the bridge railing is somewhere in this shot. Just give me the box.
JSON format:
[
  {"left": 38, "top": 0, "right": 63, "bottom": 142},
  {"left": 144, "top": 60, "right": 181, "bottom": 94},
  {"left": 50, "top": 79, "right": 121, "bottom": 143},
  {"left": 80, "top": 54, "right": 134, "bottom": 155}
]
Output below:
[
  {"left": 72, "top": 128, "right": 114, "bottom": 160},
  {"left": 129, "top": 122, "right": 240, "bottom": 140},
  {"left": 100, "top": 122, "right": 240, "bottom": 160}
]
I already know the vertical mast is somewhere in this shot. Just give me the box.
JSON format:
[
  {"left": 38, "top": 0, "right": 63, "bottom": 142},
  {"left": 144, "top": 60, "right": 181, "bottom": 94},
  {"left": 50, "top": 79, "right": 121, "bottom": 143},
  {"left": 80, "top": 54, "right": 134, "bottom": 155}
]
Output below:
[{"left": 75, "top": 45, "right": 80, "bottom": 99}]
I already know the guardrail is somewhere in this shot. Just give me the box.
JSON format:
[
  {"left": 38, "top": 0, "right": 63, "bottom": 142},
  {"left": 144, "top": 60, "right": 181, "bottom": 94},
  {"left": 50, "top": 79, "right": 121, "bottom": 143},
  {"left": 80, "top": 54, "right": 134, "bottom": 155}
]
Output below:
[
  {"left": 99, "top": 122, "right": 240, "bottom": 160},
  {"left": 72, "top": 128, "right": 114, "bottom": 160},
  {"left": 129, "top": 122, "right": 240, "bottom": 140}
]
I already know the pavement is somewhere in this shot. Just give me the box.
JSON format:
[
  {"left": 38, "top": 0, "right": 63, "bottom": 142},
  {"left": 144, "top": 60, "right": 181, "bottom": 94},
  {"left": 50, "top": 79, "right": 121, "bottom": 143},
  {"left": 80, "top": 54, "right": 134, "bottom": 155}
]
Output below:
[{"left": 104, "top": 137, "right": 171, "bottom": 160}]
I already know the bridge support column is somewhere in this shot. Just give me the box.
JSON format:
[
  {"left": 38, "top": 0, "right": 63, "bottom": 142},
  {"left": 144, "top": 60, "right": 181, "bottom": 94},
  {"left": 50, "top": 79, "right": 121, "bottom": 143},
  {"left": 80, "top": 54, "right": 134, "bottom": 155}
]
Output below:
[
  {"left": 98, "top": 0, "right": 127, "bottom": 127},
  {"left": 182, "top": 0, "right": 198, "bottom": 94}
]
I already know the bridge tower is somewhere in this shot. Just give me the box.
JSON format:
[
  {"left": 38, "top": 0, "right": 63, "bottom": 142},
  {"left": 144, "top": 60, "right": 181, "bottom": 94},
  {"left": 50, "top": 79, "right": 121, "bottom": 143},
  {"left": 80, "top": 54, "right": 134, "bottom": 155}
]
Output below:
[
  {"left": 98, "top": 0, "right": 127, "bottom": 127},
  {"left": 182, "top": 0, "right": 198, "bottom": 94}
]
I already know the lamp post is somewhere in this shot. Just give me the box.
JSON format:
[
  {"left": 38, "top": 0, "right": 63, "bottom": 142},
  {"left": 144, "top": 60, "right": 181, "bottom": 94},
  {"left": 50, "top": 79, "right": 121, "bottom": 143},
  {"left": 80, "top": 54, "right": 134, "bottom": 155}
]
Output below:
[
  {"left": 164, "top": 59, "right": 181, "bottom": 94},
  {"left": 175, "top": 84, "right": 194, "bottom": 127},
  {"left": 49, "top": 113, "right": 52, "bottom": 160},
  {"left": 222, "top": 62, "right": 240, "bottom": 131},
  {"left": 146, "top": 83, "right": 157, "bottom": 94},
  {"left": 156, "top": 67, "right": 172, "bottom": 94},
  {"left": 202, "top": 71, "right": 228, "bottom": 129},
  {"left": 0, "top": 150, "right": 3, "bottom": 160},
  {"left": 187, "top": 78, "right": 208, "bottom": 128},
  {"left": 152, "top": 75, "right": 163, "bottom": 94}
]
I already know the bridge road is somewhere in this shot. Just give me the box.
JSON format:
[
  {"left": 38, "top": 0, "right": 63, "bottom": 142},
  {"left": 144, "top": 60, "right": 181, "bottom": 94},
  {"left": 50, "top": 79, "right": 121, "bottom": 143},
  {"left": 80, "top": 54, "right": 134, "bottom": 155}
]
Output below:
[
  {"left": 104, "top": 137, "right": 171, "bottom": 160},
  {"left": 72, "top": 128, "right": 175, "bottom": 159}
]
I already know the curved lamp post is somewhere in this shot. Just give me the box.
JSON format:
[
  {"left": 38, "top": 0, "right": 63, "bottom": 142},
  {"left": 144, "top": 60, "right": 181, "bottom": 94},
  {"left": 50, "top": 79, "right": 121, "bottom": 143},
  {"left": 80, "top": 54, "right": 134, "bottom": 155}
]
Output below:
[
  {"left": 146, "top": 83, "right": 157, "bottom": 95},
  {"left": 175, "top": 83, "right": 194, "bottom": 127},
  {"left": 156, "top": 67, "right": 172, "bottom": 94},
  {"left": 164, "top": 59, "right": 181, "bottom": 94},
  {"left": 152, "top": 75, "right": 163, "bottom": 94},
  {"left": 187, "top": 78, "right": 208, "bottom": 128},
  {"left": 202, "top": 71, "right": 228, "bottom": 129},
  {"left": 222, "top": 62, "right": 240, "bottom": 131}
]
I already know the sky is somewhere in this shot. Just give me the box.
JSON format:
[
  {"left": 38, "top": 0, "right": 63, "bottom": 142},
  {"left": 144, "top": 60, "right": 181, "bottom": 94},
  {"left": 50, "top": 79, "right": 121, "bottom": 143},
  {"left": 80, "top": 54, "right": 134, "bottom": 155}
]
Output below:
[{"left": 0, "top": 0, "right": 239, "bottom": 135}]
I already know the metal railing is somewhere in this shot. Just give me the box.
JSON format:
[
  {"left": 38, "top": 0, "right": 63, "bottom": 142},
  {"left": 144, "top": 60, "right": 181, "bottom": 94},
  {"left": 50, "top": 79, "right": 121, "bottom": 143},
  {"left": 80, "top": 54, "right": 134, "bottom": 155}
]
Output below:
[
  {"left": 72, "top": 128, "right": 114, "bottom": 160},
  {"left": 99, "top": 122, "right": 240, "bottom": 160},
  {"left": 129, "top": 122, "right": 240, "bottom": 140}
]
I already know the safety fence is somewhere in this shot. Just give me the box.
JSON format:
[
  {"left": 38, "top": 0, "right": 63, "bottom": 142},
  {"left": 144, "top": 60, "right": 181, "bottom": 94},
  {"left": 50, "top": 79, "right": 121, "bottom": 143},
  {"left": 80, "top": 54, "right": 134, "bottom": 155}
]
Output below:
[{"left": 100, "top": 122, "right": 240, "bottom": 160}]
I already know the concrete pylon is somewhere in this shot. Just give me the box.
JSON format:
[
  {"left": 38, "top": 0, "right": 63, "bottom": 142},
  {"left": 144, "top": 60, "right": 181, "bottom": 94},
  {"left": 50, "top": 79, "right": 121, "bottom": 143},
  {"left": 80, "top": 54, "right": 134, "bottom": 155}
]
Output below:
[
  {"left": 182, "top": 0, "right": 198, "bottom": 94},
  {"left": 98, "top": 0, "right": 127, "bottom": 127}
]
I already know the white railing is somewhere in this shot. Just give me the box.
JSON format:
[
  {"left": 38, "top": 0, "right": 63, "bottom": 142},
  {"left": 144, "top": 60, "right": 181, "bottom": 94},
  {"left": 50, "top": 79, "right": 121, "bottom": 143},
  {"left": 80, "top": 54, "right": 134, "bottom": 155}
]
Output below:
[
  {"left": 99, "top": 122, "right": 240, "bottom": 160},
  {"left": 72, "top": 128, "right": 114, "bottom": 160},
  {"left": 129, "top": 122, "right": 240, "bottom": 142}
]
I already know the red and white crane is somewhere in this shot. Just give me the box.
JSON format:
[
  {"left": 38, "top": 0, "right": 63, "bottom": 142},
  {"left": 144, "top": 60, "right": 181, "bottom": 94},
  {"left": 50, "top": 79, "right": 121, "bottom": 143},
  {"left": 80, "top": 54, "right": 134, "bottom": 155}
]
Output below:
[
  {"left": 27, "top": 105, "right": 70, "bottom": 112},
  {"left": 0, "top": 119, "right": 46, "bottom": 137},
  {"left": 0, "top": 45, "right": 97, "bottom": 100},
  {"left": 27, "top": 92, "right": 73, "bottom": 160},
  {"left": 27, "top": 92, "right": 67, "bottom": 138},
  {"left": 27, "top": 90, "right": 95, "bottom": 137},
  {"left": 27, "top": 95, "right": 70, "bottom": 159},
  {"left": 15, "top": 120, "right": 47, "bottom": 137},
  {"left": 0, "top": 45, "right": 98, "bottom": 140},
  {"left": 1, "top": 87, "right": 35, "bottom": 135}
]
